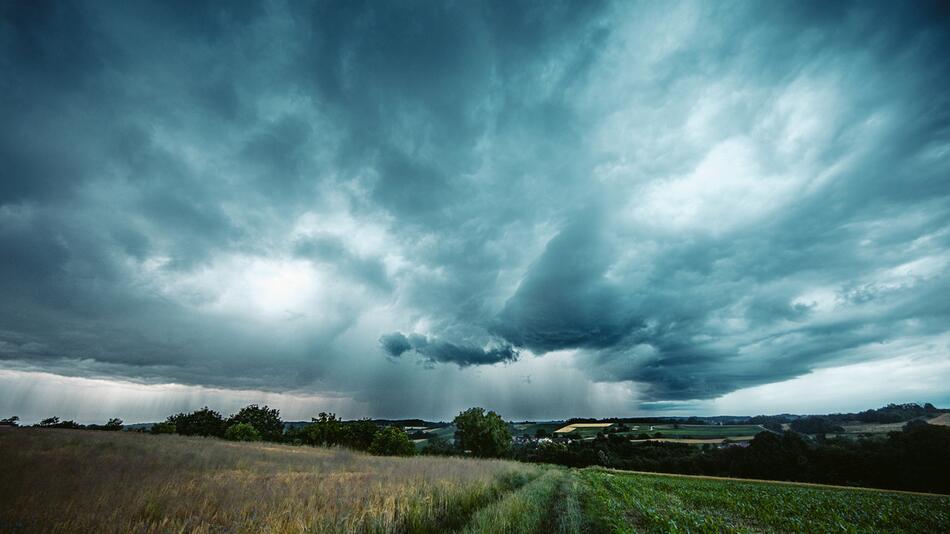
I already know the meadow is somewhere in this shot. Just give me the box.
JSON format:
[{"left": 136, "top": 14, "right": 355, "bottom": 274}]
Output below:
[
  {"left": 0, "top": 428, "right": 542, "bottom": 533},
  {"left": 2, "top": 428, "right": 948, "bottom": 533},
  {"left": 575, "top": 470, "right": 950, "bottom": 533}
]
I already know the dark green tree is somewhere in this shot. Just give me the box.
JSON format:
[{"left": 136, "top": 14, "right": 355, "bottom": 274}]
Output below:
[
  {"left": 421, "top": 435, "right": 457, "bottom": 456},
  {"left": 150, "top": 421, "right": 177, "bottom": 434},
  {"left": 36, "top": 417, "right": 82, "bottom": 429},
  {"left": 39, "top": 416, "right": 59, "bottom": 427},
  {"left": 344, "top": 419, "right": 380, "bottom": 450},
  {"left": 0, "top": 416, "right": 19, "bottom": 427},
  {"left": 104, "top": 418, "right": 123, "bottom": 431},
  {"left": 368, "top": 426, "right": 415, "bottom": 456},
  {"left": 454, "top": 407, "right": 512, "bottom": 458},
  {"left": 224, "top": 422, "right": 262, "bottom": 442},
  {"left": 227, "top": 404, "right": 284, "bottom": 442},
  {"left": 167, "top": 407, "right": 226, "bottom": 437},
  {"left": 304, "top": 413, "right": 347, "bottom": 446}
]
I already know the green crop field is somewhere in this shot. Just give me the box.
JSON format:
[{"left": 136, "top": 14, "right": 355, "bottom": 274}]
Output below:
[
  {"left": 573, "top": 470, "right": 950, "bottom": 533},
  {"left": 2, "top": 429, "right": 948, "bottom": 533}
]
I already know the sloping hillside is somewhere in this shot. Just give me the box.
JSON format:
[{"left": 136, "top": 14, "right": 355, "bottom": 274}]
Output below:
[{"left": 1, "top": 429, "right": 947, "bottom": 533}]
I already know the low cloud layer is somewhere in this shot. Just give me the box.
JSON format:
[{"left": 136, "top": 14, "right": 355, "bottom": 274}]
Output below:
[{"left": 1, "top": 1, "right": 948, "bottom": 419}]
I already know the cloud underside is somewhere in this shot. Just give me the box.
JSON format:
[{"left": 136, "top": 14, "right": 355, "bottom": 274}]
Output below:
[{"left": 1, "top": 0, "right": 949, "bottom": 414}]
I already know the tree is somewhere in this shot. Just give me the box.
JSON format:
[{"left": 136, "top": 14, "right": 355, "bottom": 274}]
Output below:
[
  {"left": 225, "top": 423, "right": 262, "bottom": 442},
  {"left": 166, "top": 407, "right": 226, "bottom": 437},
  {"left": 150, "top": 421, "right": 176, "bottom": 434},
  {"left": 39, "top": 417, "right": 60, "bottom": 427},
  {"left": 344, "top": 419, "right": 380, "bottom": 451},
  {"left": 36, "top": 417, "right": 82, "bottom": 429},
  {"left": 454, "top": 407, "right": 512, "bottom": 458},
  {"left": 227, "top": 404, "right": 284, "bottom": 442},
  {"left": 789, "top": 416, "right": 843, "bottom": 435},
  {"left": 0, "top": 416, "right": 19, "bottom": 427},
  {"left": 421, "top": 435, "right": 457, "bottom": 456},
  {"left": 104, "top": 418, "right": 123, "bottom": 431},
  {"left": 302, "top": 412, "right": 347, "bottom": 446},
  {"left": 368, "top": 426, "right": 415, "bottom": 456}
]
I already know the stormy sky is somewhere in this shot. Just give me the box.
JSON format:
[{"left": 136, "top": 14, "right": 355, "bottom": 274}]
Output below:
[{"left": 2, "top": 0, "right": 949, "bottom": 423}]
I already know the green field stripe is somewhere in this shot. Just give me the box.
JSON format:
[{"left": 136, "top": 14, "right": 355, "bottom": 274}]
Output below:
[{"left": 573, "top": 468, "right": 950, "bottom": 533}]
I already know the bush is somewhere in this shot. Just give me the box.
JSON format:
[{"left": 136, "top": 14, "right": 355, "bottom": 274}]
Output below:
[
  {"left": 227, "top": 404, "right": 284, "bottom": 442},
  {"left": 343, "top": 419, "right": 380, "bottom": 450},
  {"left": 293, "top": 412, "right": 347, "bottom": 447},
  {"left": 789, "top": 416, "right": 843, "bottom": 435},
  {"left": 421, "top": 436, "right": 457, "bottom": 456},
  {"left": 368, "top": 426, "right": 415, "bottom": 456},
  {"left": 0, "top": 416, "right": 19, "bottom": 427},
  {"left": 150, "top": 422, "right": 177, "bottom": 434},
  {"left": 225, "top": 423, "right": 262, "bottom": 442},
  {"left": 36, "top": 417, "right": 83, "bottom": 429},
  {"left": 166, "top": 407, "right": 226, "bottom": 437},
  {"left": 91, "top": 418, "right": 123, "bottom": 431}
]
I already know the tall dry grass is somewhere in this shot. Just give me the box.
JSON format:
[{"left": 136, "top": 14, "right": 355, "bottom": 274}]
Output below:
[{"left": 0, "top": 428, "right": 539, "bottom": 533}]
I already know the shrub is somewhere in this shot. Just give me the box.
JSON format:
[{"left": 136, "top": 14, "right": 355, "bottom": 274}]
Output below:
[
  {"left": 343, "top": 418, "right": 380, "bottom": 450},
  {"left": 0, "top": 416, "right": 19, "bottom": 427},
  {"left": 166, "top": 407, "right": 226, "bottom": 437},
  {"left": 225, "top": 423, "right": 262, "bottom": 442},
  {"left": 368, "top": 426, "right": 415, "bottom": 456},
  {"left": 227, "top": 404, "right": 283, "bottom": 442},
  {"left": 36, "top": 417, "right": 83, "bottom": 429},
  {"left": 101, "top": 418, "right": 123, "bottom": 431},
  {"left": 295, "top": 412, "right": 347, "bottom": 447},
  {"left": 150, "top": 422, "right": 177, "bottom": 434}
]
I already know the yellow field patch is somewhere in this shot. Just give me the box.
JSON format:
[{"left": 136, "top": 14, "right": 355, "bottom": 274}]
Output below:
[
  {"left": 554, "top": 423, "right": 614, "bottom": 433},
  {"left": 928, "top": 413, "right": 950, "bottom": 426}
]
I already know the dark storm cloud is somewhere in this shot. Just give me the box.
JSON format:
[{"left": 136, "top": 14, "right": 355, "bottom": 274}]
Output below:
[
  {"left": 1, "top": 0, "right": 949, "bottom": 417},
  {"left": 379, "top": 332, "right": 518, "bottom": 367}
]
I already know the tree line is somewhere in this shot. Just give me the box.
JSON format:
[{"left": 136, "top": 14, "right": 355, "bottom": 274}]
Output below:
[
  {"left": 1, "top": 415, "right": 124, "bottom": 431},
  {"left": 514, "top": 420, "right": 950, "bottom": 494},
  {"left": 5, "top": 404, "right": 947, "bottom": 493},
  {"left": 0, "top": 405, "right": 514, "bottom": 460}
]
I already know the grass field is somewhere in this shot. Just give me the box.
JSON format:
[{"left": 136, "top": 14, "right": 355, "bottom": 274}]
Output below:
[
  {"left": 2, "top": 428, "right": 948, "bottom": 533},
  {"left": 0, "top": 428, "right": 539, "bottom": 533},
  {"left": 575, "top": 469, "right": 950, "bottom": 533}
]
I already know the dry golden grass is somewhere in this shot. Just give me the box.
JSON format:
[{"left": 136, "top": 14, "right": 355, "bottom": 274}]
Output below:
[
  {"left": 928, "top": 413, "right": 950, "bottom": 426},
  {"left": 0, "top": 428, "right": 539, "bottom": 533}
]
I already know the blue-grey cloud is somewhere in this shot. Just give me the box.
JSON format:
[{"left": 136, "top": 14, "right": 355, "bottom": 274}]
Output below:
[
  {"left": 1, "top": 0, "right": 949, "bottom": 419},
  {"left": 380, "top": 332, "right": 518, "bottom": 367}
]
